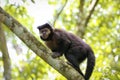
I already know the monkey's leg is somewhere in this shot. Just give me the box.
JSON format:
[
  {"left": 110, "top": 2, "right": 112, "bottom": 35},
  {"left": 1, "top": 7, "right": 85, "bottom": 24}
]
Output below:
[{"left": 65, "top": 54, "right": 84, "bottom": 77}]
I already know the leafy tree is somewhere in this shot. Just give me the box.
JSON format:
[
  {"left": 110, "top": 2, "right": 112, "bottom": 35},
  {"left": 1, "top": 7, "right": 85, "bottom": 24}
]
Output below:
[{"left": 0, "top": 0, "right": 120, "bottom": 80}]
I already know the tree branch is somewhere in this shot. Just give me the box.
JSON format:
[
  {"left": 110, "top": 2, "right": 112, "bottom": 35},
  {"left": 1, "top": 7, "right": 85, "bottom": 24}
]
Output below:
[
  {"left": 79, "top": 0, "right": 84, "bottom": 13},
  {"left": 84, "top": 0, "right": 99, "bottom": 27},
  {"left": 0, "top": 23, "right": 11, "bottom": 80},
  {"left": 53, "top": 0, "right": 68, "bottom": 26},
  {"left": 75, "top": 0, "right": 85, "bottom": 38},
  {"left": 0, "top": 7, "right": 84, "bottom": 80}
]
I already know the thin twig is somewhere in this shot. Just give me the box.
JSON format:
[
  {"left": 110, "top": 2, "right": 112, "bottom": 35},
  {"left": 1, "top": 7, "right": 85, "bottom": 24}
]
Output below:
[
  {"left": 53, "top": 0, "right": 68, "bottom": 26},
  {"left": 84, "top": 0, "right": 99, "bottom": 27}
]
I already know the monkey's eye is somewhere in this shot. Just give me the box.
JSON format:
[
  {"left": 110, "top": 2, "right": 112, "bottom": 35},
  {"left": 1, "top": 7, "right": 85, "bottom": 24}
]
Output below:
[
  {"left": 40, "top": 28, "right": 49, "bottom": 34},
  {"left": 40, "top": 30, "right": 44, "bottom": 33},
  {"left": 40, "top": 30, "right": 47, "bottom": 34},
  {"left": 44, "top": 30, "right": 47, "bottom": 32}
]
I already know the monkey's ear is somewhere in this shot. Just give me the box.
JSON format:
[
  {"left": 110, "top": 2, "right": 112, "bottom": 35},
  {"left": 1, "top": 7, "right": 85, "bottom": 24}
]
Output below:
[
  {"left": 37, "top": 26, "right": 41, "bottom": 30},
  {"left": 37, "top": 25, "right": 44, "bottom": 30}
]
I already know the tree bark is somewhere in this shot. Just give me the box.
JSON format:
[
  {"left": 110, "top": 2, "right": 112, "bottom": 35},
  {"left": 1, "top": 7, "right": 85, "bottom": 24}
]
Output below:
[
  {"left": 0, "top": 7, "right": 84, "bottom": 80},
  {"left": 0, "top": 23, "right": 11, "bottom": 80}
]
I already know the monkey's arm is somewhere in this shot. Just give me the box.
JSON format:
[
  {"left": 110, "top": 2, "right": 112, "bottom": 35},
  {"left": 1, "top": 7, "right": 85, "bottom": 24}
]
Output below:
[{"left": 51, "top": 33, "right": 71, "bottom": 58}]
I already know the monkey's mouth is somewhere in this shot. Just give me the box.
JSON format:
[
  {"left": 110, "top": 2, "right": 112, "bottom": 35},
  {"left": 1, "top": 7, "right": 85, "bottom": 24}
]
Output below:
[{"left": 42, "top": 34, "right": 48, "bottom": 39}]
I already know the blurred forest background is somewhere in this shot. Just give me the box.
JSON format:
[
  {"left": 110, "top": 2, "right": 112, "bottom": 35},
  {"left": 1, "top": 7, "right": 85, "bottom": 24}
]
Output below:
[{"left": 0, "top": 0, "right": 120, "bottom": 80}]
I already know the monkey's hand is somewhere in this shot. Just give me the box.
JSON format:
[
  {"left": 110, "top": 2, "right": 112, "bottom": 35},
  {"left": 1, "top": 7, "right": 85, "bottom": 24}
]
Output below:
[{"left": 52, "top": 52, "right": 62, "bottom": 58}]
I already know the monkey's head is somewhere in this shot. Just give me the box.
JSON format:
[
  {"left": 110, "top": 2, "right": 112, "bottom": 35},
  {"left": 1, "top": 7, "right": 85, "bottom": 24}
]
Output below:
[{"left": 37, "top": 23, "right": 54, "bottom": 41}]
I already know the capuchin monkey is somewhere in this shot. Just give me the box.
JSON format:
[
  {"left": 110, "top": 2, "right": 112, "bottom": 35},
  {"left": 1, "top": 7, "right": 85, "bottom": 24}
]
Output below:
[{"left": 37, "top": 23, "right": 95, "bottom": 80}]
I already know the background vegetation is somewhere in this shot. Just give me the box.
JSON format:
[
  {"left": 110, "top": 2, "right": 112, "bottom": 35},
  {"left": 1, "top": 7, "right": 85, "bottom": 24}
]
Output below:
[{"left": 0, "top": 0, "right": 120, "bottom": 80}]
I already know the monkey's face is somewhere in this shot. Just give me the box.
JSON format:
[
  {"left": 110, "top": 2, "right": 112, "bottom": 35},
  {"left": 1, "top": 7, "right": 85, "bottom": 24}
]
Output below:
[{"left": 39, "top": 28, "right": 51, "bottom": 39}]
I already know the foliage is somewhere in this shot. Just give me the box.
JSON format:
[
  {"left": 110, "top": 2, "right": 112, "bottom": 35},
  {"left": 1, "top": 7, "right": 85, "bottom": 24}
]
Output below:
[{"left": 0, "top": 0, "right": 120, "bottom": 80}]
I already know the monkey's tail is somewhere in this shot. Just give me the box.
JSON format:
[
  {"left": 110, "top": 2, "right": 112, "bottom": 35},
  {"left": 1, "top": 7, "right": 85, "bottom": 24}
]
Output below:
[{"left": 85, "top": 51, "right": 95, "bottom": 80}]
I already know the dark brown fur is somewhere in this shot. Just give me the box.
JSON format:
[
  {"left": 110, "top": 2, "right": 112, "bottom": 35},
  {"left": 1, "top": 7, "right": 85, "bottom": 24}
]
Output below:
[{"left": 37, "top": 23, "right": 95, "bottom": 80}]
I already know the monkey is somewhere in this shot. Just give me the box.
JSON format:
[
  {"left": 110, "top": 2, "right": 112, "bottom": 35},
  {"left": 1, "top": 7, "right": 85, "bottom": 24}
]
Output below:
[{"left": 37, "top": 23, "right": 95, "bottom": 80}]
